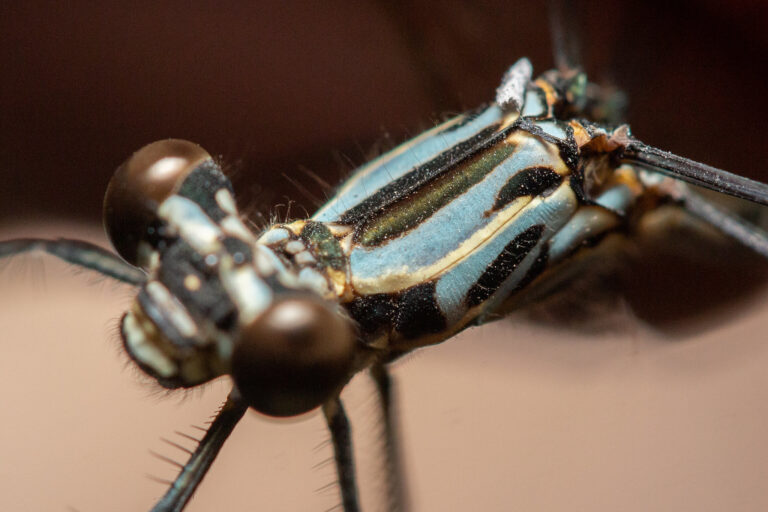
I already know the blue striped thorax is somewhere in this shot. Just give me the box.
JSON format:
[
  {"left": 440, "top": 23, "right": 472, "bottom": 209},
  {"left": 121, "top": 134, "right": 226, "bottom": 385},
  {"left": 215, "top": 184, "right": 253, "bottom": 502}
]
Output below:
[{"left": 105, "top": 59, "right": 665, "bottom": 416}]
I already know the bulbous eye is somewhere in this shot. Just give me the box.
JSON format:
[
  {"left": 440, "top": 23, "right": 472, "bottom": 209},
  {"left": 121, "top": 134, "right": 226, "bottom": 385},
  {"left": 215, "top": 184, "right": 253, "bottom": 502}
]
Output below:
[
  {"left": 103, "top": 139, "right": 212, "bottom": 267},
  {"left": 231, "top": 297, "right": 357, "bottom": 417}
]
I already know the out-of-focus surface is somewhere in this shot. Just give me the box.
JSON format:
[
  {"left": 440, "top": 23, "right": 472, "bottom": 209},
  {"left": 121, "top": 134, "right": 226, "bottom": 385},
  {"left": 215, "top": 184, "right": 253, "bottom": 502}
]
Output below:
[
  {"left": 1, "top": 224, "right": 768, "bottom": 512},
  {"left": 2, "top": 1, "right": 768, "bottom": 511}
]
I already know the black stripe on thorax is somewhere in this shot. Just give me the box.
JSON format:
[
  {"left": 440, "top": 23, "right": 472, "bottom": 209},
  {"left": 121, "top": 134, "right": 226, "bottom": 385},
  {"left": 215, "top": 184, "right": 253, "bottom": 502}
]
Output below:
[
  {"left": 339, "top": 124, "right": 505, "bottom": 227},
  {"left": 345, "top": 281, "right": 447, "bottom": 341},
  {"left": 395, "top": 282, "right": 447, "bottom": 338},
  {"left": 466, "top": 224, "right": 546, "bottom": 307},
  {"left": 353, "top": 130, "right": 519, "bottom": 247},
  {"left": 488, "top": 166, "right": 564, "bottom": 214}
]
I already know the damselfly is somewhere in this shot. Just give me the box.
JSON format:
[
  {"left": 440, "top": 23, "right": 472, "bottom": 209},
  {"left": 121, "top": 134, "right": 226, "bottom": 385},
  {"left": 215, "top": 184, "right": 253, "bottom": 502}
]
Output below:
[{"left": 1, "top": 1, "right": 768, "bottom": 512}]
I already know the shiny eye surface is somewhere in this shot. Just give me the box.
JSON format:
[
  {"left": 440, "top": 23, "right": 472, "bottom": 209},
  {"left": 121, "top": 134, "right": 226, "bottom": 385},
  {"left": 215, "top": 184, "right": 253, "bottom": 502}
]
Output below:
[
  {"left": 231, "top": 296, "right": 357, "bottom": 417},
  {"left": 103, "top": 139, "right": 212, "bottom": 267}
]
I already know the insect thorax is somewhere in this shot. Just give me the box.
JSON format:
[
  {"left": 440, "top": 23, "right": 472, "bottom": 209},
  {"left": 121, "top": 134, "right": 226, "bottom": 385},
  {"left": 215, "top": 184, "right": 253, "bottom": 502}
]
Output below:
[
  {"left": 304, "top": 67, "right": 672, "bottom": 355},
  {"left": 119, "top": 64, "right": 677, "bottom": 392}
]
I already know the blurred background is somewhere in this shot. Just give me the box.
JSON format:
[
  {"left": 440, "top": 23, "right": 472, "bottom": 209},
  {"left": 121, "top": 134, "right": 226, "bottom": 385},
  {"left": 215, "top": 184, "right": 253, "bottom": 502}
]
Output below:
[
  {"left": 1, "top": 1, "right": 768, "bottom": 511},
  {"left": 2, "top": 0, "right": 767, "bottom": 223}
]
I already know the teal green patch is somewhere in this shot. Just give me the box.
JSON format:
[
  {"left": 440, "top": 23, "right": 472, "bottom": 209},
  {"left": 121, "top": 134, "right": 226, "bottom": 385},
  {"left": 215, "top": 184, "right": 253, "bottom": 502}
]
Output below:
[
  {"left": 566, "top": 72, "right": 587, "bottom": 110},
  {"left": 301, "top": 221, "right": 345, "bottom": 271}
]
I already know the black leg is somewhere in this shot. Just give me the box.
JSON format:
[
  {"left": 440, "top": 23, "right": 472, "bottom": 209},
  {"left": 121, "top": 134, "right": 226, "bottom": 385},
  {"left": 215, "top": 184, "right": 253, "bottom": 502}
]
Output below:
[
  {"left": 0, "top": 238, "right": 145, "bottom": 284},
  {"left": 679, "top": 188, "right": 768, "bottom": 259},
  {"left": 372, "top": 364, "right": 409, "bottom": 512},
  {"left": 322, "top": 398, "right": 360, "bottom": 512},
  {"left": 150, "top": 393, "right": 248, "bottom": 512},
  {"left": 625, "top": 139, "right": 768, "bottom": 207}
]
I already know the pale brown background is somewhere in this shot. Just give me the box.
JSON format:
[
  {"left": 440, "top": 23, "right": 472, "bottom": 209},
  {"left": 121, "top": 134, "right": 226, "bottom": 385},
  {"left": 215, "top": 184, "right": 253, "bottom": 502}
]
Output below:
[
  {"left": 2, "top": 225, "right": 768, "bottom": 512},
  {"left": 2, "top": 1, "right": 768, "bottom": 511}
]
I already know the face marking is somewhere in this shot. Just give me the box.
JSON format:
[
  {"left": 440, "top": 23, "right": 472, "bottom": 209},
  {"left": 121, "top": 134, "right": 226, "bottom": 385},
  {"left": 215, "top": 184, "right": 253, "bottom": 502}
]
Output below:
[
  {"left": 220, "top": 215, "right": 255, "bottom": 242},
  {"left": 144, "top": 248, "right": 160, "bottom": 270},
  {"left": 276, "top": 271, "right": 301, "bottom": 290},
  {"left": 214, "top": 188, "right": 238, "bottom": 215},
  {"left": 146, "top": 281, "right": 199, "bottom": 339},
  {"left": 298, "top": 267, "right": 330, "bottom": 296},
  {"left": 284, "top": 240, "right": 306, "bottom": 254},
  {"left": 220, "top": 266, "right": 272, "bottom": 324},
  {"left": 184, "top": 274, "right": 202, "bottom": 291},
  {"left": 158, "top": 195, "right": 222, "bottom": 254},
  {"left": 122, "top": 312, "right": 177, "bottom": 378},
  {"left": 258, "top": 227, "right": 291, "bottom": 245},
  {"left": 295, "top": 251, "right": 317, "bottom": 265},
  {"left": 253, "top": 245, "right": 284, "bottom": 275},
  {"left": 253, "top": 245, "right": 303, "bottom": 289}
]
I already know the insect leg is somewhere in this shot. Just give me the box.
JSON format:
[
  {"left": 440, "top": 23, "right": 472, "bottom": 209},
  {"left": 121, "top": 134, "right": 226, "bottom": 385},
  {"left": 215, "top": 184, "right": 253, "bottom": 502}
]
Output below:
[
  {"left": 149, "top": 393, "right": 247, "bottom": 512},
  {"left": 323, "top": 397, "right": 360, "bottom": 512},
  {"left": 0, "top": 238, "right": 145, "bottom": 284},
  {"left": 677, "top": 188, "right": 768, "bottom": 259},
  {"left": 371, "top": 364, "right": 409, "bottom": 512},
  {"left": 624, "top": 140, "right": 768, "bottom": 207}
]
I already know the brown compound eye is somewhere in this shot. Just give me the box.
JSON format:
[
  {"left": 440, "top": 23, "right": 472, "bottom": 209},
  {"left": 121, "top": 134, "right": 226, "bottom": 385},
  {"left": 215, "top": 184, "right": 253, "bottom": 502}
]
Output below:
[
  {"left": 231, "top": 296, "right": 357, "bottom": 417},
  {"left": 103, "top": 139, "right": 212, "bottom": 267}
]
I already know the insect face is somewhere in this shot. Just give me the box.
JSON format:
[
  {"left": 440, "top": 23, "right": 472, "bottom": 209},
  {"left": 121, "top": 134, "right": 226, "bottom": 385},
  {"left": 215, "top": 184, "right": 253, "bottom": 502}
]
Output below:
[{"left": 105, "top": 140, "right": 359, "bottom": 416}]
